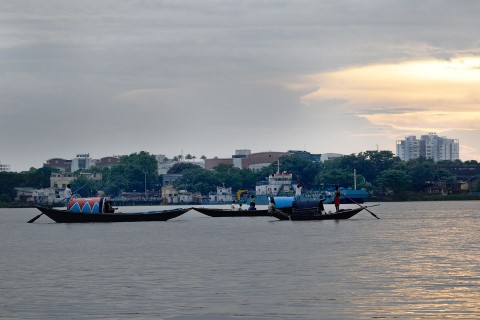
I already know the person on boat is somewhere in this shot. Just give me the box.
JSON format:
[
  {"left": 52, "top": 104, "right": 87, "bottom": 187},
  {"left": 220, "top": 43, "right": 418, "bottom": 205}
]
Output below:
[
  {"left": 64, "top": 184, "right": 73, "bottom": 206},
  {"left": 318, "top": 199, "right": 326, "bottom": 214},
  {"left": 231, "top": 200, "right": 237, "bottom": 210},
  {"left": 238, "top": 203, "right": 243, "bottom": 211},
  {"left": 104, "top": 200, "right": 116, "bottom": 213},
  {"left": 294, "top": 183, "right": 302, "bottom": 199},
  {"left": 334, "top": 186, "right": 341, "bottom": 212},
  {"left": 268, "top": 196, "right": 276, "bottom": 213},
  {"left": 248, "top": 195, "right": 256, "bottom": 211}
]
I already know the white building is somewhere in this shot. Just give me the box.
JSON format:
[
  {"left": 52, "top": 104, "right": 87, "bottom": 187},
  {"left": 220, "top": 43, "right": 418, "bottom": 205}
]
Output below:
[
  {"left": 396, "top": 133, "right": 459, "bottom": 162},
  {"left": 208, "top": 186, "right": 233, "bottom": 203},
  {"left": 71, "top": 154, "right": 95, "bottom": 172},
  {"left": 0, "top": 162, "right": 10, "bottom": 172},
  {"left": 14, "top": 187, "right": 60, "bottom": 204},
  {"left": 161, "top": 185, "right": 200, "bottom": 204},
  {"left": 50, "top": 172, "right": 75, "bottom": 188},
  {"left": 320, "top": 153, "right": 343, "bottom": 162}
]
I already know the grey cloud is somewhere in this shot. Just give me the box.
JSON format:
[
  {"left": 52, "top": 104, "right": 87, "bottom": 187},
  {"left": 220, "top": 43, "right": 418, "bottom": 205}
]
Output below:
[{"left": 2, "top": 0, "right": 480, "bottom": 170}]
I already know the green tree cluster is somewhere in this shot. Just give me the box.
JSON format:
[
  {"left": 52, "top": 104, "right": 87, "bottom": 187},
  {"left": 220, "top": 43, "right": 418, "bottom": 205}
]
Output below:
[
  {"left": 0, "top": 167, "right": 55, "bottom": 206},
  {"left": 2, "top": 150, "right": 480, "bottom": 206}
]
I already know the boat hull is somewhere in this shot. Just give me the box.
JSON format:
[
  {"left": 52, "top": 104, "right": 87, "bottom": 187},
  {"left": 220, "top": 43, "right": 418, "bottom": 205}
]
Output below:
[
  {"left": 193, "top": 207, "right": 272, "bottom": 217},
  {"left": 35, "top": 206, "right": 191, "bottom": 223},
  {"left": 272, "top": 207, "right": 364, "bottom": 221}
]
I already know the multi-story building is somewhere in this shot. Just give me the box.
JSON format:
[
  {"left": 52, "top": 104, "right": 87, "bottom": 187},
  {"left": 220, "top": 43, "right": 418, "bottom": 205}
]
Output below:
[
  {"left": 50, "top": 172, "right": 75, "bottom": 188},
  {"left": 44, "top": 154, "right": 119, "bottom": 172},
  {"left": 71, "top": 154, "right": 95, "bottom": 172},
  {"left": 205, "top": 149, "right": 325, "bottom": 171},
  {"left": 205, "top": 150, "right": 290, "bottom": 171},
  {"left": 44, "top": 158, "right": 72, "bottom": 172},
  {"left": 396, "top": 133, "right": 459, "bottom": 162},
  {"left": 94, "top": 156, "right": 119, "bottom": 168},
  {"left": 0, "top": 162, "right": 10, "bottom": 172}
]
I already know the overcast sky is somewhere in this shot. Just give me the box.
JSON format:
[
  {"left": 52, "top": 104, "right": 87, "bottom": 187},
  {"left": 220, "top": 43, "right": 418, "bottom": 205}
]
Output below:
[{"left": 1, "top": 0, "right": 480, "bottom": 172}]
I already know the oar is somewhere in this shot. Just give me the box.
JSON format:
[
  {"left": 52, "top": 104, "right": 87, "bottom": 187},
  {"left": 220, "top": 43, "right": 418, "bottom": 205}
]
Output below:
[
  {"left": 27, "top": 197, "right": 67, "bottom": 223},
  {"left": 27, "top": 184, "right": 87, "bottom": 223},
  {"left": 343, "top": 195, "right": 380, "bottom": 219}
]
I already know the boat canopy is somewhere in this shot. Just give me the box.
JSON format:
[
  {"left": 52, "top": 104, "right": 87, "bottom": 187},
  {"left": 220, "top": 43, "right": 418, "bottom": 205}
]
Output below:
[
  {"left": 273, "top": 196, "right": 295, "bottom": 208},
  {"left": 67, "top": 197, "right": 105, "bottom": 214}
]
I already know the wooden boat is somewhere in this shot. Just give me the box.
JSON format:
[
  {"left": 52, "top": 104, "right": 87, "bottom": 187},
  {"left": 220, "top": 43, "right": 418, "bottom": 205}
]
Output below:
[
  {"left": 193, "top": 198, "right": 322, "bottom": 218},
  {"left": 34, "top": 206, "right": 191, "bottom": 223},
  {"left": 193, "top": 207, "right": 272, "bottom": 217},
  {"left": 271, "top": 207, "right": 366, "bottom": 221},
  {"left": 31, "top": 197, "right": 191, "bottom": 223}
]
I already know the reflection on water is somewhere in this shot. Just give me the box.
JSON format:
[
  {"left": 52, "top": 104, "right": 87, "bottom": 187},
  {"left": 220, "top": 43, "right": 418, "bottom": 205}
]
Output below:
[{"left": 0, "top": 201, "right": 479, "bottom": 319}]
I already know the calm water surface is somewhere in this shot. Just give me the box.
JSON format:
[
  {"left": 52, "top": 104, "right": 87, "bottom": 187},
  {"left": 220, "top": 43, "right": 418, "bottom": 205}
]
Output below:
[{"left": 1, "top": 201, "right": 479, "bottom": 319}]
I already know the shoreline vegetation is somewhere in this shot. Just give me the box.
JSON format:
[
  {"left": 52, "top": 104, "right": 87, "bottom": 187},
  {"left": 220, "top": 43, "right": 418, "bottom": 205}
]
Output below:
[
  {"left": 2, "top": 150, "right": 480, "bottom": 208},
  {"left": 3, "top": 194, "right": 480, "bottom": 209},
  {"left": 373, "top": 194, "right": 480, "bottom": 202}
]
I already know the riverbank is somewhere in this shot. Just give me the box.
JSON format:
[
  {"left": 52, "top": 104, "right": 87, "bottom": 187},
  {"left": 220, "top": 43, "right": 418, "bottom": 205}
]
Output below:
[
  {"left": 372, "top": 193, "right": 480, "bottom": 202},
  {"left": 4, "top": 194, "right": 480, "bottom": 208}
]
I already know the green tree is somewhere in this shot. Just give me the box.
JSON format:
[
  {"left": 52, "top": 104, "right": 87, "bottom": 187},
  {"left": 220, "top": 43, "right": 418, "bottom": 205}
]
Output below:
[
  {"left": 168, "top": 162, "right": 201, "bottom": 174},
  {"left": 256, "top": 154, "right": 322, "bottom": 188},
  {"left": 406, "top": 158, "right": 437, "bottom": 192},
  {"left": 357, "top": 150, "right": 401, "bottom": 183},
  {"left": 71, "top": 176, "right": 98, "bottom": 197},
  {"left": 0, "top": 172, "right": 24, "bottom": 203},
  {"left": 25, "top": 167, "right": 57, "bottom": 188},
  {"left": 174, "top": 167, "right": 220, "bottom": 194},
  {"left": 378, "top": 169, "right": 411, "bottom": 194},
  {"left": 107, "top": 151, "right": 159, "bottom": 194}
]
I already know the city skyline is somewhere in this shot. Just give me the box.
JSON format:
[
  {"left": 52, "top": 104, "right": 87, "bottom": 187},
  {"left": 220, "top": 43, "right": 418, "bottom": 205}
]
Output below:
[{"left": 1, "top": 1, "right": 479, "bottom": 172}]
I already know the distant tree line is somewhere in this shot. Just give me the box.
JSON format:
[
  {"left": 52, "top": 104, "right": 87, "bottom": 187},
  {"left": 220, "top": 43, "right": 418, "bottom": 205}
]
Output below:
[{"left": 1, "top": 150, "right": 480, "bottom": 207}]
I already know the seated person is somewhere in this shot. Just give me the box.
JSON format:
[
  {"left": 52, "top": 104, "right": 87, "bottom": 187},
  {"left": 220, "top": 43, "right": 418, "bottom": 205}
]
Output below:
[
  {"left": 104, "top": 200, "right": 116, "bottom": 213},
  {"left": 318, "top": 199, "right": 326, "bottom": 214},
  {"left": 268, "top": 196, "right": 276, "bottom": 212}
]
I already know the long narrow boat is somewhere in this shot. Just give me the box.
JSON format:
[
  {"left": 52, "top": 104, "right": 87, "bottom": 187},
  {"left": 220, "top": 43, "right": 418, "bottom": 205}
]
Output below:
[
  {"left": 34, "top": 206, "right": 191, "bottom": 223},
  {"left": 32, "top": 197, "right": 190, "bottom": 223},
  {"left": 271, "top": 207, "right": 366, "bottom": 221},
  {"left": 193, "top": 197, "right": 324, "bottom": 218},
  {"left": 193, "top": 207, "right": 272, "bottom": 217}
]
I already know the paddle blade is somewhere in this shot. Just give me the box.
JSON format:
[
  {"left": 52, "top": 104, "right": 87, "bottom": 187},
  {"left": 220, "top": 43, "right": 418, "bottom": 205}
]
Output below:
[
  {"left": 368, "top": 210, "right": 380, "bottom": 219},
  {"left": 27, "top": 213, "right": 43, "bottom": 223}
]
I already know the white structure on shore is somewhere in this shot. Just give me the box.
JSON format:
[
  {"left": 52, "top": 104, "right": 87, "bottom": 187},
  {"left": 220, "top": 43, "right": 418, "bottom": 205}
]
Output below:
[
  {"left": 396, "top": 133, "right": 459, "bottom": 162},
  {"left": 0, "top": 162, "right": 10, "bottom": 172}
]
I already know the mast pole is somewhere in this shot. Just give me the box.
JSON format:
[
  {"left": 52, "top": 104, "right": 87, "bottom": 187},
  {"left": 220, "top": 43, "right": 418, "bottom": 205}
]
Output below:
[{"left": 354, "top": 169, "right": 357, "bottom": 190}]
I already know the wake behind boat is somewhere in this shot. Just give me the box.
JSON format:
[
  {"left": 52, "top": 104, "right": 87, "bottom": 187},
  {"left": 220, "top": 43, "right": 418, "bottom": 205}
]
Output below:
[{"left": 31, "top": 197, "right": 191, "bottom": 223}]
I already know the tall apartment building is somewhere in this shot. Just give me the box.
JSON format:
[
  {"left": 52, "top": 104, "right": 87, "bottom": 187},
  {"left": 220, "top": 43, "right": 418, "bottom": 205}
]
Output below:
[
  {"left": 0, "top": 162, "right": 10, "bottom": 172},
  {"left": 396, "top": 133, "right": 459, "bottom": 162}
]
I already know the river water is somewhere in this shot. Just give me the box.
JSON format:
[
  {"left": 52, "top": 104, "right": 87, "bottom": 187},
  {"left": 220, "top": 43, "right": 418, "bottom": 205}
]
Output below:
[{"left": 1, "top": 201, "right": 479, "bottom": 319}]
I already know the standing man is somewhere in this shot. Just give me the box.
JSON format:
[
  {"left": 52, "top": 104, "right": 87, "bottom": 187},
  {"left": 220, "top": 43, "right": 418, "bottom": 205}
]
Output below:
[
  {"left": 248, "top": 195, "right": 256, "bottom": 211},
  {"left": 334, "top": 186, "right": 341, "bottom": 212},
  {"left": 294, "top": 183, "right": 302, "bottom": 200},
  {"left": 64, "top": 184, "right": 73, "bottom": 206}
]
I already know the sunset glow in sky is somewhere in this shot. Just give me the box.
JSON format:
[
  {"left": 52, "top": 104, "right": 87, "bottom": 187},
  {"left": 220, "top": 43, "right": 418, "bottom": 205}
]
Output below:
[{"left": 297, "top": 57, "right": 480, "bottom": 156}]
